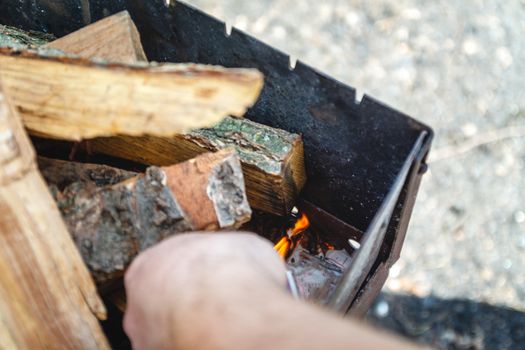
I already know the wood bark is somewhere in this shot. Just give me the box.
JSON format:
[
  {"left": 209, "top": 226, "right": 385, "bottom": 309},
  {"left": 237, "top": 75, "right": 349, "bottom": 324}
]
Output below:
[
  {"left": 38, "top": 156, "right": 137, "bottom": 190},
  {"left": 44, "top": 11, "right": 147, "bottom": 63},
  {"left": 0, "top": 24, "right": 55, "bottom": 49},
  {"left": 0, "top": 82, "right": 109, "bottom": 348},
  {"left": 91, "top": 116, "right": 307, "bottom": 216},
  {"left": 4, "top": 18, "right": 304, "bottom": 215},
  {"left": 45, "top": 150, "right": 251, "bottom": 286},
  {"left": 46, "top": 22, "right": 305, "bottom": 216},
  {"left": 0, "top": 47, "right": 263, "bottom": 140}
]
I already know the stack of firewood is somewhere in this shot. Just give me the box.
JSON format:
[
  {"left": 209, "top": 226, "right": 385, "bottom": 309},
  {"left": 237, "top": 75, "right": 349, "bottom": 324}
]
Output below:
[{"left": 0, "top": 12, "right": 306, "bottom": 349}]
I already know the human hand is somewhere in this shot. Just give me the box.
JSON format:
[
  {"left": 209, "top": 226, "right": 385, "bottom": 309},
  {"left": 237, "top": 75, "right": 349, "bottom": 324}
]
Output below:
[
  {"left": 124, "top": 232, "right": 425, "bottom": 350},
  {"left": 123, "top": 232, "right": 288, "bottom": 350}
]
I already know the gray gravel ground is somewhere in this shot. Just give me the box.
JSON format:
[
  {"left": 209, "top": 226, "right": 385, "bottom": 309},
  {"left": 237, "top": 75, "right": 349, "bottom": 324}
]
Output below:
[{"left": 186, "top": 1, "right": 525, "bottom": 348}]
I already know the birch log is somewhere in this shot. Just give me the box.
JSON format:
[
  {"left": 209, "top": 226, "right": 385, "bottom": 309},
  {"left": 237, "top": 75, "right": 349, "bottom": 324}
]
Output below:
[{"left": 0, "top": 82, "right": 109, "bottom": 349}]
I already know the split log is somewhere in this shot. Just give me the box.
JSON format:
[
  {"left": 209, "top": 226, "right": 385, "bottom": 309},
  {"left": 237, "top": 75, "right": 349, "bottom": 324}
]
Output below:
[
  {"left": 38, "top": 156, "right": 136, "bottom": 190},
  {"left": 90, "top": 116, "right": 307, "bottom": 216},
  {"left": 0, "top": 47, "right": 263, "bottom": 140},
  {"left": 0, "top": 82, "right": 109, "bottom": 348},
  {"left": 48, "top": 150, "right": 251, "bottom": 285},
  {"left": 44, "top": 11, "right": 147, "bottom": 63},
  {"left": 7, "top": 17, "right": 305, "bottom": 215}
]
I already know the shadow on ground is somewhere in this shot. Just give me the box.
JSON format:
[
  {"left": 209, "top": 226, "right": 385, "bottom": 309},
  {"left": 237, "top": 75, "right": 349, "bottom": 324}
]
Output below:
[{"left": 367, "top": 292, "right": 525, "bottom": 350}]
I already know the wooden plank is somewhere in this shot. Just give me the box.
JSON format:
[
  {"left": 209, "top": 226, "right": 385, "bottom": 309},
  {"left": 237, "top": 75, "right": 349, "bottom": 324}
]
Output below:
[
  {"left": 90, "top": 116, "right": 307, "bottom": 216},
  {"left": 44, "top": 11, "right": 147, "bottom": 63},
  {"left": 0, "top": 47, "right": 263, "bottom": 140},
  {"left": 46, "top": 150, "right": 251, "bottom": 285},
  {"left": 0, "top": 81, "right": 109, "bottom": 349}
]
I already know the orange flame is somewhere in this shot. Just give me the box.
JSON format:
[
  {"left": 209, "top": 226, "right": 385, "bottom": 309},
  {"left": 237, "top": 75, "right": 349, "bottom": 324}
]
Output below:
[
  {"left": 274, "top": 236, "right": 291, "bottom": 259},
  {"left": 274, "top": 213, "right": 310, "bottom": 259},
  {"left": 289, "top": 213, "right": 310, "bottom": 237}
]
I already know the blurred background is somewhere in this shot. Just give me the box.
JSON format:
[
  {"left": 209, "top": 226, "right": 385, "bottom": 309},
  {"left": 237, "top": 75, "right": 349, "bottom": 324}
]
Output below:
[{"left": 187, "top": 1, "right": 525, "bottom": 349}]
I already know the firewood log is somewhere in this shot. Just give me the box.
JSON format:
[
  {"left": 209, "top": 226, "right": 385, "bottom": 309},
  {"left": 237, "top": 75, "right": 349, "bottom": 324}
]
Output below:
[
  {"left": 38, "top": 12, "right": 303, "bottom": 313},
  {"left": 0, "top": 82, "right": 109, "bottom": 349},
  {"left": 43, "top": 15, "right": 306, "bottom": 216},
  {"left": 44, "top": 11, "right": 147, "bottom": 63},
  {"left": 45, "top": 150, "right": 251, "bottom": 286},
  {"left": 0, "top": 47, "right": 263, "bottom": 140},
  {"left": 7, "top": 16, "right": 305, "bottom": 216},
  {"left": 38, "top": 156, "right": 137, "bottom": 189},
  {"left": 90, "top": 117, "right": 307, "bottom": 216},
  {"left": 1, "top": 11, "right": 144, "bottom": 63}
]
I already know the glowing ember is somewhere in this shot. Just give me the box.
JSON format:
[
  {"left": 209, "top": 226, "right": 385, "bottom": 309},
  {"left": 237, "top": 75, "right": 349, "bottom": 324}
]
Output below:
[
  {"left": 274, "top": 213, "right": 310, "bottom": 259},
  {"left": 321, "top": 242, "right": 335, "bottom": 251}
]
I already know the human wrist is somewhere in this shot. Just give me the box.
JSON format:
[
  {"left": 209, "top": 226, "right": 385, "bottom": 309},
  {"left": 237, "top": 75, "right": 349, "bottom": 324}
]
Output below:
[
  {"left": 123, "top": 233, "right": 290, "bottom": 350},
  {"left": 168, "top": 272, "right": 292, "bottom": 350},
  {"left": 163, "top": 236, "right": 290, "bottom": 349}
]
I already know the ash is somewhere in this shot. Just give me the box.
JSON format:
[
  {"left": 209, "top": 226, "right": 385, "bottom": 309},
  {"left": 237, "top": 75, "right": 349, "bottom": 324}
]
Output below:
[{"left": 287, "top": 245, "right": 352, "bottom": 305}]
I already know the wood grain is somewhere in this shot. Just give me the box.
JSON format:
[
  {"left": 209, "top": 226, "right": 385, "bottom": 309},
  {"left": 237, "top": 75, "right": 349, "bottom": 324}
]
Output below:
[
  {"left": 45, "top": 19, "right": 305, "bottom": 216},
  {"left": 91, "top": 117, "right": 307, "bottom": 216},
  {"left": 44, "top": 11, "right": 147, "bottom": 63},
  {"left": 0, "top": 81, "right": 109, "bottom": 349},
  {"left": 0, "top": 47, "right": 263, "bottom": 140},
  {"left": 15, "top": 17, "right": 304, "bottom": 215}
]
